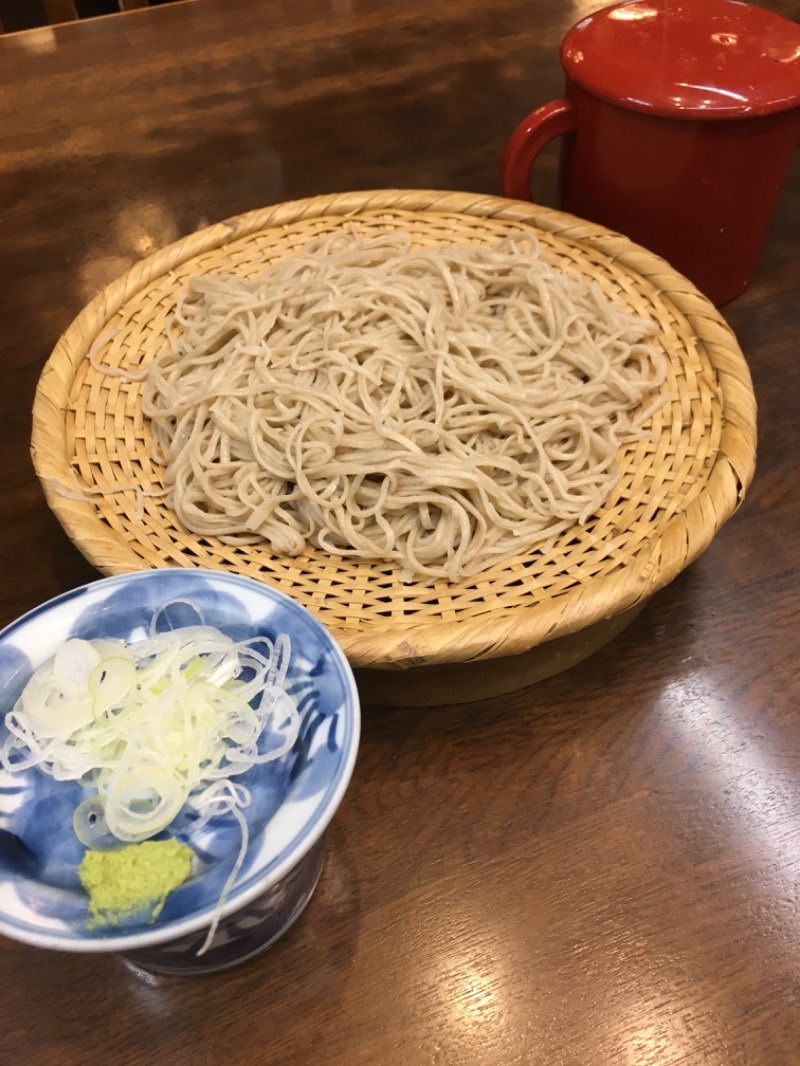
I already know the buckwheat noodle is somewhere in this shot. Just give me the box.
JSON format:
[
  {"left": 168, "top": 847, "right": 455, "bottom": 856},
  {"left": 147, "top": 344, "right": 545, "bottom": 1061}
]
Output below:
[{"left": 142, "top": 232, "right": 666, "bottom": 583}]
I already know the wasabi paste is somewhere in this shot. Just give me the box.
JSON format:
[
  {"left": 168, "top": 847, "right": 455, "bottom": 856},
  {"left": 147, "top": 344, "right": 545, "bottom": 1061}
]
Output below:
[{"left": 79, "top": 839, "right": 194, "bottom": 927}]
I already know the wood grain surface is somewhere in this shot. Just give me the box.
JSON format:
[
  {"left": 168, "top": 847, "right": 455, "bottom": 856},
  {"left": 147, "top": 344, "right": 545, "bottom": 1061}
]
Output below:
[{"left": 0, "top": 1, "right": 799, "bottom": 1063}]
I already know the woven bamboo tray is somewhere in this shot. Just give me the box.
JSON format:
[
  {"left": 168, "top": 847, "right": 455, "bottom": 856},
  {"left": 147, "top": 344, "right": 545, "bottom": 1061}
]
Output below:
[{"left": 31, "top": 190, "right": 757, "bottom": 706}]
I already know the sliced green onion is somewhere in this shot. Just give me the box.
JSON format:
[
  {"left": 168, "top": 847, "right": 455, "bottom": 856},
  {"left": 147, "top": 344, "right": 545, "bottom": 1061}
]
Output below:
[
  {"left": 73, "top": 796, "right": 119, "bottom": 851},
  {"left": 89, "top": 656, "right": 137, "bottom": 718}
]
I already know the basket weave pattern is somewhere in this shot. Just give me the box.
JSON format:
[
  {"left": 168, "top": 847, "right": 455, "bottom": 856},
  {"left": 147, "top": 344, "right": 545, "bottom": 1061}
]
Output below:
[{"left": 32, "top": 190, "right": 756, "bottom": 669}]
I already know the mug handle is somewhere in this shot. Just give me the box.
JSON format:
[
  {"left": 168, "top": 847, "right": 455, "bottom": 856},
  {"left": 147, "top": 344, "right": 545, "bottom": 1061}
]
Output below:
[{"left": 500, "top": 99, "right": 579, "bottom": 201}]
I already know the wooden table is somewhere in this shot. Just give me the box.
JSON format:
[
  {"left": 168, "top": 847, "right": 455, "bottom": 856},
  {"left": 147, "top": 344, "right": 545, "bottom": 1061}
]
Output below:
[{"left": 1, "top": 1, "right": 799, "bottom": 1062}]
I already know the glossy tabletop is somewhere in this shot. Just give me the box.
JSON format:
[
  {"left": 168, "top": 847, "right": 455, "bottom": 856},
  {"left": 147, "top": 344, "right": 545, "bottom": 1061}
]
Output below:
[{"left": 1, "top": 1, "right": 799, "bottom": 1062}]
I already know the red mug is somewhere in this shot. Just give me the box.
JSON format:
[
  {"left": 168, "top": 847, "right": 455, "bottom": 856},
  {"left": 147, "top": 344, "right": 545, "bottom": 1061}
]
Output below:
[{"left": 500, "top": 0, "right": 800, "bottom": 305}]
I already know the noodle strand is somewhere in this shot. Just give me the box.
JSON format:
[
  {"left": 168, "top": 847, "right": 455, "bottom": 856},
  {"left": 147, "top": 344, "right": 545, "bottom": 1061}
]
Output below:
[{"left": 143, "top": 233, "right": 666, "bottom": 583}]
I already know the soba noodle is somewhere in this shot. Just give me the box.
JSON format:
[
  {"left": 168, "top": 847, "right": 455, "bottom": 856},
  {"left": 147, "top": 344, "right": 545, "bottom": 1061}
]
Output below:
[{"left": 142, "top": 232, "right": 666, "bottom": 583}]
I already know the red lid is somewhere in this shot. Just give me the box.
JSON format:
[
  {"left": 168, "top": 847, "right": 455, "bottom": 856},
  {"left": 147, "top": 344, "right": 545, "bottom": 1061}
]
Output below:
[{"left": 562, "top": 0, "right": 800, "bottom": 119}]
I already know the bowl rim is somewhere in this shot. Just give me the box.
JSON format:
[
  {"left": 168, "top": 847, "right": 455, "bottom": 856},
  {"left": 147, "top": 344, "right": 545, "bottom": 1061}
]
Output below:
[{"left": 0, "top": 567, "right": 361, "bottom": 953}]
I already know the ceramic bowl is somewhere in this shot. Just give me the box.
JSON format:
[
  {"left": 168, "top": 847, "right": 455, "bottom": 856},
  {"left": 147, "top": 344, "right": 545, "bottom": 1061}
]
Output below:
[{"left": 0, "top": 569, "right": 360, "bottom": 974}]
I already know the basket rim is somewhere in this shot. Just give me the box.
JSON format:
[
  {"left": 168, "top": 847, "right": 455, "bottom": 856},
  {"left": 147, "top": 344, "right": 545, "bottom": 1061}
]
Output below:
[{"left": 31, "top": 188, "right": 757, "bottom": 669}]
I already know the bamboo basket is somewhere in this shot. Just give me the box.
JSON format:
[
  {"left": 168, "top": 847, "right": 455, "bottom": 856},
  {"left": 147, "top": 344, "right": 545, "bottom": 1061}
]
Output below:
[{"left": 31, "top": 190, "right": 757, "bottom": 705}]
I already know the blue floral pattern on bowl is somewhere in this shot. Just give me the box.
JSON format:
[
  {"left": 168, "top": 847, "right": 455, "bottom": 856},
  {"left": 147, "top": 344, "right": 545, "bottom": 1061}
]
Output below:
[{"left": 0, "top": 569, "right": 360, "bottom": 963}]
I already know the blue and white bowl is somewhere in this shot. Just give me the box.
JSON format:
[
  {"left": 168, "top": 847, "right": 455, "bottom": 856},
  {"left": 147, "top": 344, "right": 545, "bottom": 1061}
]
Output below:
[{"left": 0, "top": 569, "right": 360, "bottom": 974}]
